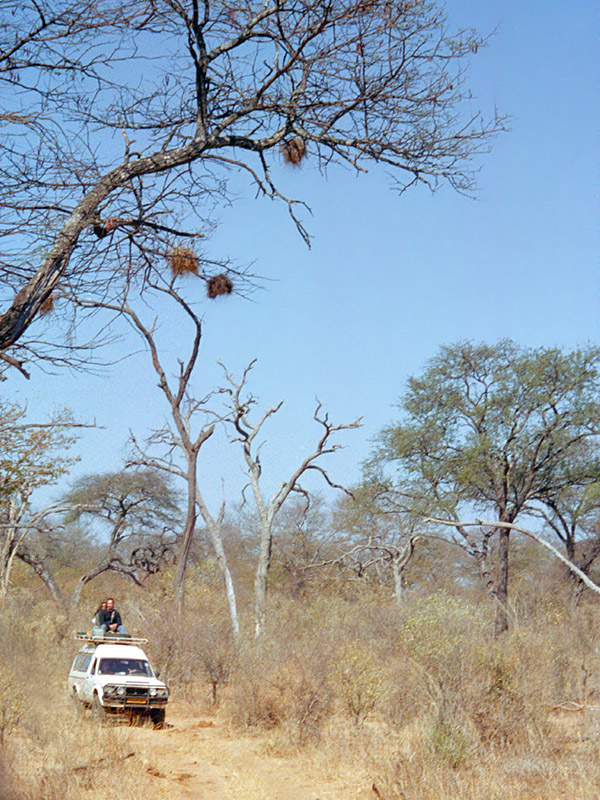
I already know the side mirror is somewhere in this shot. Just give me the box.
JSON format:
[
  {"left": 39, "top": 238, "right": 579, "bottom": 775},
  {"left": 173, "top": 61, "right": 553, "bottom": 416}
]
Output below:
[{"left": 156, "top": 671, "right": 161, "bottom": 678}]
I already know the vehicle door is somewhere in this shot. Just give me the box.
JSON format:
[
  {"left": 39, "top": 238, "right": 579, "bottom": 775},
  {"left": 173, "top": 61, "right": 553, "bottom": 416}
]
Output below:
[
  {"left": 69, "top": 652, "right": 91, "bottom": 695},
  {"left": 79, "top": 654, "right": 96, "bottom": 703}
]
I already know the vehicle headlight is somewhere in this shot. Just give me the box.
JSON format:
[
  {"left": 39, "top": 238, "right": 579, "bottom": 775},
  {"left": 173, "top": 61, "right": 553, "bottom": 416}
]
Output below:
[
  {"left": 156, "top": 688, "right": 169, "bottom": 698},
  {"left": 149, "top": 688, "right": 157, "bottom": 697},
  {"left": 116, "top": 686, "right": 126, "bottom": 696},
  {"left": 103, "top": 685, "right": 117, "bottom": 695}
]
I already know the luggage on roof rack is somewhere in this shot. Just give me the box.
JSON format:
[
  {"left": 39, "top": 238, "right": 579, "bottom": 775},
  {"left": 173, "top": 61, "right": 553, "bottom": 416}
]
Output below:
[{"left": 75, "top": 632, "right": 148, "bottom": 645}]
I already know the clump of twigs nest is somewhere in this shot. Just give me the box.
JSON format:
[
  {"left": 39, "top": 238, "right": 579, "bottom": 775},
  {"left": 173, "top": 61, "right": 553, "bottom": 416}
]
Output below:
[
  {"left": 166, "top": 246, "right": 199, "bottom": 276},
  {"left": 282, "top": 136, "right": 307, "bottom": 166},
  {"left": 207, "top": 273, "right": 233, "bottom": 299},
  {"left": 39, "top": 296, "right": 54, "bottom": 316}
]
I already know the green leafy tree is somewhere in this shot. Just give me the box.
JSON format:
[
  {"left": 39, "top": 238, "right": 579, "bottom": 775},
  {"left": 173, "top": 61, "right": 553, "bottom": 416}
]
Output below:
[
  {"left": 370, "top": 340, "right": 600, "bottom": 634},
  {"left": 0, "top": 399, "right": 78, "bottom": 605}
]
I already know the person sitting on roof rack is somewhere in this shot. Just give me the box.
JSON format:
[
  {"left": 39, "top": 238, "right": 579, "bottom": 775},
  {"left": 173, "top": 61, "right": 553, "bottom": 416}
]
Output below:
[
  {"left": 90, "top": 599, "right": 107, "bottom": 635},
  {"left": 92, "top": 599, "right": 107, "bottom": 626},
  {"left": 98, "top": 597, "right": 129, "bottom": 636}
]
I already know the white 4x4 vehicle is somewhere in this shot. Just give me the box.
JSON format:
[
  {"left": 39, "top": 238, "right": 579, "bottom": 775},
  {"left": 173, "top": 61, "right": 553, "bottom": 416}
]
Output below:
[{"left": 68, "top": 634, "right": 169, "bottom": 727}]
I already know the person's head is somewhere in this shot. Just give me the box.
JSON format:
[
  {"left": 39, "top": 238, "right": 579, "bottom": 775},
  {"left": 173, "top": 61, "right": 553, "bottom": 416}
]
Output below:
[
  {"left": 106, "top": 597, "right": 114, "bottom": 611},
  {"left": 101, "top": 600, "right": 107, "bottom": 610}
]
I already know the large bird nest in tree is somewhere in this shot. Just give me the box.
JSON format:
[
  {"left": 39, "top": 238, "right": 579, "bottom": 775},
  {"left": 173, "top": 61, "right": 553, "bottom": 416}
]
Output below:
[
  {"left": 207, "top": 273, "right": 233, "bottom": 299},
  {"left": 166, "top": 246, "right": 199, "bottom": 276},
  {"left": 282, "top": 136, "right": 307, "bottom": 166}
]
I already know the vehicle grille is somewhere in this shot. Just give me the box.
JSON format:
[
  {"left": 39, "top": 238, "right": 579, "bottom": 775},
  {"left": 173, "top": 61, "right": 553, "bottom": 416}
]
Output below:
[{"left": 125, "top": 687, "right": 148, "bottom": 697}]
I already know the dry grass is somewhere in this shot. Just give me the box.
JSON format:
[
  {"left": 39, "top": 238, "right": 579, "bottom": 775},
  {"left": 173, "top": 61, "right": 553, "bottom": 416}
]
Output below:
[
  {"left": 5, "top": 721, "right": 151, "bottom": 800},
  {"left": 0, "top": 602, "right": 156, "bottom": 799},
  {"left": 1, "top": 579, "right": 600, "bottom": 798},
  {"left": 219, "top": 589, "right": 600, "bottom": 797}
]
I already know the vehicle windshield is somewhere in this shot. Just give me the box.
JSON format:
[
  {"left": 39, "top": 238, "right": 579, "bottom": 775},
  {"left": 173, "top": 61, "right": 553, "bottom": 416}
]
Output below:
[{"left": 98, "top": 658, "right": 152, "bottom": 676}]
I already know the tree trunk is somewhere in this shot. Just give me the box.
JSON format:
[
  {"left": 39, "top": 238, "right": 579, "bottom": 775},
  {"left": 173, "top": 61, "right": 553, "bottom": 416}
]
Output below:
[
  {"left": 494, "top": 527, "right": 510, "bottom": 636},
  {"left": 204, "top": 518, "right": 239, "bottom": 641},
  {"left": 68, "top": 558, "right": 117, "bottom": 613},
  {"left": 0, "top": 525, "right": 21, "bottom": 608},
  {"left": 173, "top": 458, "right": 198, "bottom": 617},
  {"left": 254, "top": 519, "right": 273, "bottom": 638},
  {"left": 570, "top": 538, "right": 600, "bottom": 604},
  {"left": 17, "top": 545, "right": 64, "bottom": 606},
  {"left": 391, "top": 555, "right": 404, "bottom": 606},
  {"left": 0, "top": 550, "right": 11, "bottom": 608}
]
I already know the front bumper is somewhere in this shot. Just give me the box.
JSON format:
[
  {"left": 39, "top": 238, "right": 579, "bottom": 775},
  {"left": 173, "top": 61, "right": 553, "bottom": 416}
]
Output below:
[{"left": 103, "top": 698, "right": 168, "bottom": 713}]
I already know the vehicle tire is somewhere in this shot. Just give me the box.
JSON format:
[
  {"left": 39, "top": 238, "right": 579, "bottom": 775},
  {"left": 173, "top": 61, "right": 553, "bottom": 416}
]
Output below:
[
  {"left": 150, "top": 708, "right": 166, "bottom": 729},
  {"left": 91, "top": 694, "right": 107, "bottom": 723}
]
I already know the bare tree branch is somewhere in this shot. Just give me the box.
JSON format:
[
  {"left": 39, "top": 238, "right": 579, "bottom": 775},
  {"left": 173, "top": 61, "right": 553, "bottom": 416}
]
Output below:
[
  {"left": 425, "top": 517, "right": 600, "bottom": 597},
  {"left": 220, "top": 359, "right": 360, "bottom": 635},
  {"left": 0, "top": 0, "right": 504, "bottom": 371}
]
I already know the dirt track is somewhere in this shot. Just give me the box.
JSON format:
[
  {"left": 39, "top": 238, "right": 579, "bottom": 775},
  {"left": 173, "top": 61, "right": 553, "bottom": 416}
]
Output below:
[{"left": 124, "top": 702, "right": 358, "bottom": 800}]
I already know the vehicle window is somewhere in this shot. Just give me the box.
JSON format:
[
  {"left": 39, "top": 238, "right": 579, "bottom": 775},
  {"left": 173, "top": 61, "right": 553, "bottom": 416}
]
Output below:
[
  {"left": 72, "top": 653, "right": 92, "bottom": 672},
  {"left": 98, "top": 659, "right": 152, "bottom": 676}
]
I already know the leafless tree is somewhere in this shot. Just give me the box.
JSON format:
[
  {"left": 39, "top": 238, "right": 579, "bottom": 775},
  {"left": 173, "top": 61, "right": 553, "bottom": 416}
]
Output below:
[
  {"left": 15, "top": 539, "right": 65, "bottom": 607},
  {"left": 374, "top": 484, "right": 505, "bottom": 615},
  {"left": 0, "top": 513, "right": 67, "bottom": 607},
  {"left": 265, "top": 496, "right": 338, "bottom": 594},
  {"left": 304, "top": 532, "right": 420, "bottom": 602},
  {"left": 61, "top": 468, "right": 180, "bottom": 610},
  {"left": 91, "top": 280, "right": 240, "bottom": 631},
  {"left": 221, "top": 359, "right": 360, "bottom": 636},
  {"left": 0, "top": 0, "right": 504, "bottom": 373},
  {"left": 332, "top": 483, "right": 424, "bottom": 602}
]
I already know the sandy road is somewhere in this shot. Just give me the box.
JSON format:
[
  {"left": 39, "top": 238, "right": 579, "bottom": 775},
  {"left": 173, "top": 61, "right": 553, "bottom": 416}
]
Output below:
[{"left": 123, "top": 703, "right": 359, "bottom": 800}]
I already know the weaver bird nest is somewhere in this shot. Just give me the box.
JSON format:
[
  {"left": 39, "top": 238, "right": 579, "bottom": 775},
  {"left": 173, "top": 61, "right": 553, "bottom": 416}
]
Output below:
[
  {"left": 282, "top": 136, "right": 307, "bottom": 166},
  {"left": 166, "top": 246, "right": 199, "bottom": 276},
  {"left": 207, "top": 274, "right": 233, "bottom": 299}
]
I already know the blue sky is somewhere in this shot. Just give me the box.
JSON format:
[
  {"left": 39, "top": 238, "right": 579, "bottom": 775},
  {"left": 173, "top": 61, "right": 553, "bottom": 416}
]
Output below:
[{"left": 5, "top": 0, "right": 599, "bottom": 514}]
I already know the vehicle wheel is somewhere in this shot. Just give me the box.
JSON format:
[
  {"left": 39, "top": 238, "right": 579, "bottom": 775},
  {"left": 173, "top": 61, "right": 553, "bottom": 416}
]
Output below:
[
  {"left": 150, "top": 708, "right": 166, "bottom": 729},
  {"left": 91, "top": 694, "right": 107, "bottom": 723}
]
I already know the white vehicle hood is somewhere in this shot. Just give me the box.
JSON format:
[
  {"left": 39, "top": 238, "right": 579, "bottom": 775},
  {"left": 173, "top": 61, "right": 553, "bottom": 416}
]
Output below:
[{"left": 96, "top": 675, "right": 167, "bottom": 690}]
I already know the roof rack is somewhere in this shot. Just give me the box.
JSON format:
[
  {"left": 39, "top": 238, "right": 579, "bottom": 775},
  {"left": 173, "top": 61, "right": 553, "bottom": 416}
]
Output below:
[{"left": 75, "top": 632, "right": 148, "bottom": 645}]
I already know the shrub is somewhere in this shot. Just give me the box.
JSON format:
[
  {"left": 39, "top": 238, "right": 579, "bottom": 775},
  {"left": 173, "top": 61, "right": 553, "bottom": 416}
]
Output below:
[
  {"left": 428, "top": 717, "right": 472, "bottom": 768},
  {"left": 334, "top": 645, "right": 385, "bottom": 725}
]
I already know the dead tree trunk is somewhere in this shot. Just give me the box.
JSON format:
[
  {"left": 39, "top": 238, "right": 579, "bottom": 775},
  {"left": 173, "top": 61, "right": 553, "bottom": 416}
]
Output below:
[
  {"left": 99, "top": 284, "right": 236, "bottom": 622},
  {"left": 221, "top": 361, "right": 360, "bottom": 637},
  {"left": 195, "top": 493, "right": 240, "bottom": 641},
  {"left": 173, "top": 458, "right": 199, "bottom": 617}
]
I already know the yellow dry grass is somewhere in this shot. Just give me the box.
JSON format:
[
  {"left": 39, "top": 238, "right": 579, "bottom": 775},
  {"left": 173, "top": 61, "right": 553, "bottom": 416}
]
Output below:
[{"left": 2, "top": 579, "right": 600, "bottom": 798}]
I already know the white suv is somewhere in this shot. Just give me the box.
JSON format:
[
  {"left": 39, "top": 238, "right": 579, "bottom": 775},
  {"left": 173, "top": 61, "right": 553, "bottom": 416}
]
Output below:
[{"left": 68, "top": 634, "right": 169, "bottom": 727}]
